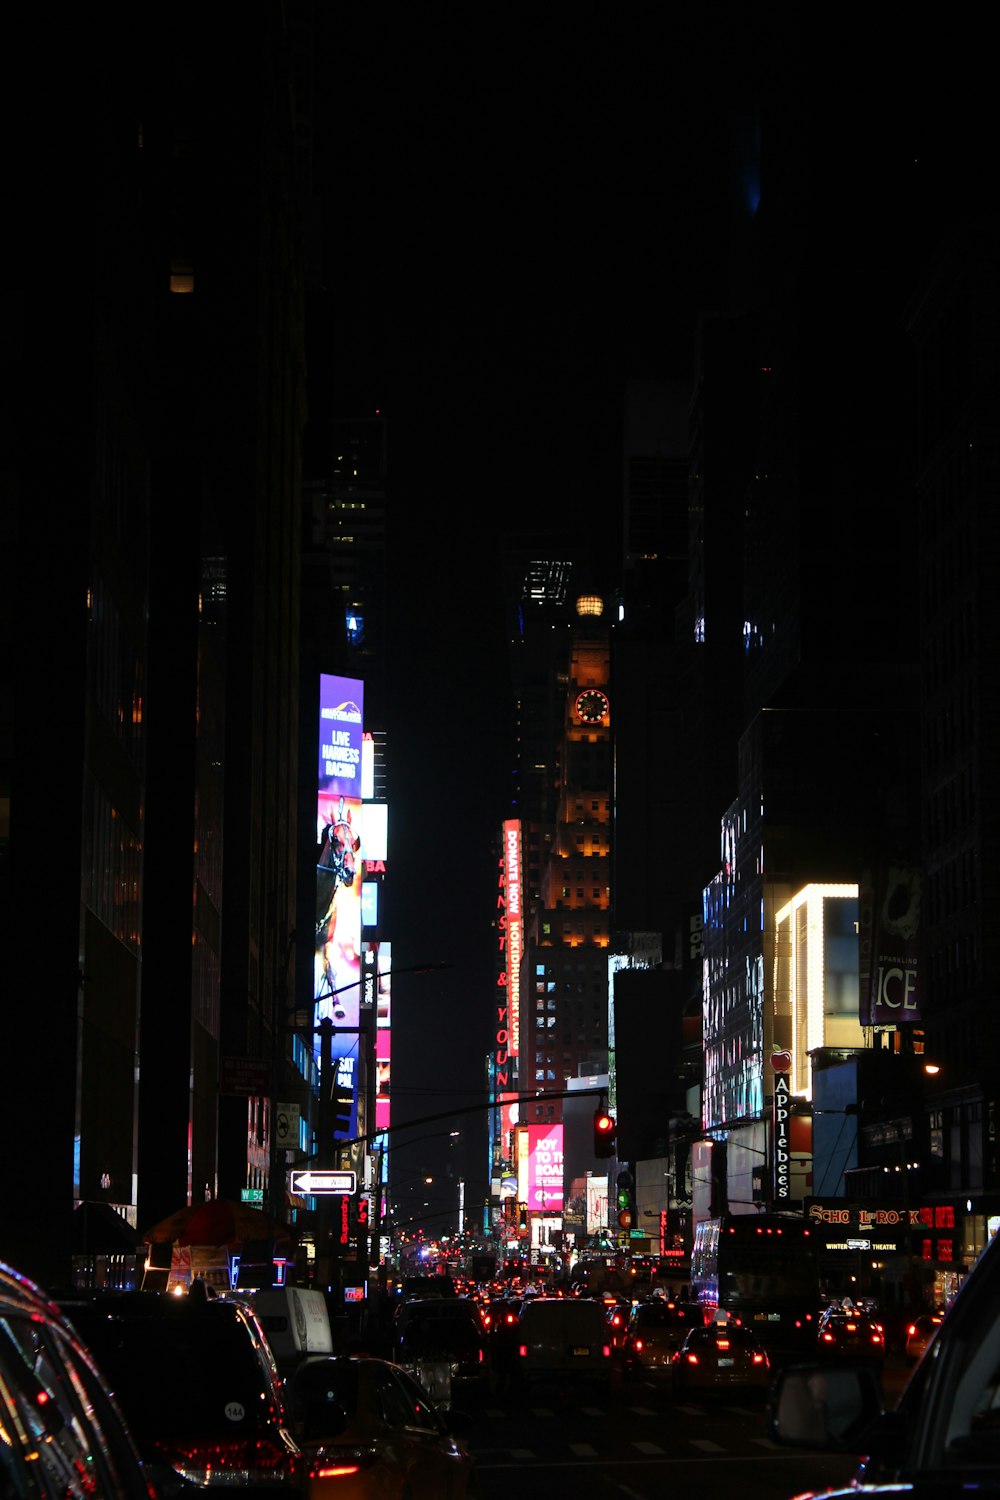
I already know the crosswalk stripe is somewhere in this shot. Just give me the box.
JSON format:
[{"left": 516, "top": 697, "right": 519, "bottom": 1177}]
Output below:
[
  {"left": 632, "top": 1440, "right": 665, "bottom": 1455},
  {"left": 570, "top": 1443, "right": 598, "bottom": 1456}
]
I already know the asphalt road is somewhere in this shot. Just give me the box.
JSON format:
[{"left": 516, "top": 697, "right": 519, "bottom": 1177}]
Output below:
[{"left": 459, "top": 1355, "right": 914, "bottom": 1500}]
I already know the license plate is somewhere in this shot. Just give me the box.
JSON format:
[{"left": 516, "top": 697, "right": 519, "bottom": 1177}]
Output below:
[
  {"left": 572, "top": 1346, "right": 591, "bottom": 1356},
  {"left": 717, "top": 1358, "right": 735, "bottom": 1368}
]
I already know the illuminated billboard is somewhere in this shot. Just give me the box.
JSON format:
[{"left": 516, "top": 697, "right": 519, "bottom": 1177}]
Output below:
[
  {"left": 586, "top": 1173, "right": 608, "bottom": 1236},
  {"left": 516, "top": 1123, "right": 564, "bottom": 1212},
  {"left": 316, "top": 674, "right": 364, "bottom": 1130},
  {"left": 375, "top": 940, "right": 391, "bottom": 1133},
  {"left": 504, "top": 819, "right": 522, "bottom": 1060}
]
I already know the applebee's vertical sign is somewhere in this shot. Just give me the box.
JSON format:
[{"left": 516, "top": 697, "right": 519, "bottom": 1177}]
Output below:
[{"left": 772, "top": 1052, "right": 792, "bottom": 1204}]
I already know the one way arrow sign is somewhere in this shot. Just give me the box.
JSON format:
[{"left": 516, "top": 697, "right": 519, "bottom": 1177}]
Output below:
[{"left": 289, "top": 1169, "right": 357, "bottom": 1195}]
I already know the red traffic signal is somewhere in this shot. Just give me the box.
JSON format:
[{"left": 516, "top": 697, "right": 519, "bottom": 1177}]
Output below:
[{"left": 594, "top": 1107, "right": 616, "bottom": 1158}]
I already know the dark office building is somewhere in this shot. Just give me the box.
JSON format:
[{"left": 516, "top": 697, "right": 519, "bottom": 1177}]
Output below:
[
  {"left": 908, "top": 218, "right": 1000, "bottom": 1229},
  {"left": 3, "top": 7, "right": 308, "bottom": 1287}
]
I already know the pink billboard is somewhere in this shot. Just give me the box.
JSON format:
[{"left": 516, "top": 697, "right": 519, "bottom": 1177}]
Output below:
[
  {"left": 375, "top": 940, "right": 391, "bottom": 1132},
  {"left": 503, "top": 819, "right": 522, "bottom": 1060},
  {"left": 518, "top": 1123, "right": 564, "bottom": 1212}
]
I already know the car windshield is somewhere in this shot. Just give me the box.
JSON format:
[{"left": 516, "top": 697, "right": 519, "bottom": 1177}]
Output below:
[
  {"left": 637, "top": 1305, "right": 685, "bottom": 1328},
  {"left": 293, "top": 1359, "right": 359, "bottom": 1421},
  {"left": 520, "top": 1303, "right": 606, "bottom": 1334},
  {"left": 400, "top": 1317, "right": 481, "bottom": 1352}
]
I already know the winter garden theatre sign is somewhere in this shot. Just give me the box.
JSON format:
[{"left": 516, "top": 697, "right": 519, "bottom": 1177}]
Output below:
[{"left": 806, "top": 1201, "right": 956, "bottom": 1255}]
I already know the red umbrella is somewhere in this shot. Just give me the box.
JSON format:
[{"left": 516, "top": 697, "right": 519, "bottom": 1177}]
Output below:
[{"left": 141, "top": 1198, "right": 293, "bottom": 1247}]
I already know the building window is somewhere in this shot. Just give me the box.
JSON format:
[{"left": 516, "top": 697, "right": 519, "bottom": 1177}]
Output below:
[{"left": 170, "top": 261, "right": 195, "bottom": 293}]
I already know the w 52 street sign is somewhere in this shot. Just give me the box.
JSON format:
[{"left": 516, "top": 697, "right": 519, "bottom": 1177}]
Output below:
[{"left": 289, "top": 1169, "right": 357, "bottom": 1195}]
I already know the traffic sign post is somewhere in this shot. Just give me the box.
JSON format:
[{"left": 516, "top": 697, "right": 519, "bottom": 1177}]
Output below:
[{"left": 289, "top": 1169, "right": 357, "bottom": 1196}]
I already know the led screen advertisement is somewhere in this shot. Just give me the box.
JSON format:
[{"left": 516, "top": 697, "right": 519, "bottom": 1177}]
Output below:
[
  {"left": 504, "top": 819, "right": 522, "bottom": 1060},
  {"left": 516, "top": 1123, "right": 565, "bottom": 1212},
  {"left": 316, "top": 674, "right": 364, "bottom": 1130},
  {"left": 375, "top": 940, "right": 391, "bottom": 1132}
]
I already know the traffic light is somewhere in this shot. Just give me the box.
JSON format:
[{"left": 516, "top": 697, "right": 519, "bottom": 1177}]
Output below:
[{"left": 593, "top": 1105, "right": 616, "bottom": 1158}]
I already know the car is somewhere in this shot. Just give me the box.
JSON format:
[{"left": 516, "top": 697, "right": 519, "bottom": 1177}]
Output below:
[
  {"left": 482, "top": 1297, "right": 524, "bottom": 1380},
  {"left": 393, "top": 1296, "right": 484, "bottom": 1337},
  {"left": 56, "top": 1285, "right": 300, "bottom": 1497},
  {"left": 768, "top": 1224, "right": 1000, "bottom": 1500},
  {"left": 392, "top": 1302, "right": 491, "bottom": 1406},
  {"left": 514, "top": 1296, "right": 613, "bottom": 1388},
  {"left": 605, "top": 1299, "right": 631, "bottom": 1353},
  {"left": 622, "top": 1299, "right": 701, "bottom": 1379},
  {"left": 817, "top": 1305, "right": 886, "bottom": 1365},
  {"left": 904, "top": 1311, "right": 944, "bottom": 1364},
  {"left": 671, "top": 1320, "right": 771, "bottom": 1395},
  {"left": 0, "top": 1259, "right": 160, "bottom": 1500},
  {"left": 290, "top": 1354, "right": 478, "bottom": 1499}
]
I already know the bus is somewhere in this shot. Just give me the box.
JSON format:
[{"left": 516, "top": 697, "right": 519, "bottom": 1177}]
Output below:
[{"left": 690, "top": 1214, "right": 820, "bottom": 1359}]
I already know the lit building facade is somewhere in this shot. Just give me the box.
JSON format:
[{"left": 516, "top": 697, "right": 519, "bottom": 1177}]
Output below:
[{"left": 526, "top": 596, "right": 612, "bottom": 1124}]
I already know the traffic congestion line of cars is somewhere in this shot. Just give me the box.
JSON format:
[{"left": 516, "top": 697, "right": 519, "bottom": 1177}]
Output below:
[
  {"left": 0, "top": 1260, "right": 480, "bottom": 1500},
  {"left": 5, "top": 1247, "right": 966, "bottom": 1500}
]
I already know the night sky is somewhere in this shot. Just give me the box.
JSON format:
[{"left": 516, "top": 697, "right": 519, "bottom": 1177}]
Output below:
[
  {"left": 316, "top": 9, "right": 759, "bottom": 1228},
  {"left": 310, "top": 9, "right": 995, "bottom": 1231}
]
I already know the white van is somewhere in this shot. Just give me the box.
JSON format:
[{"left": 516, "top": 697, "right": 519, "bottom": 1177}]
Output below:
[
  {"left": 515, "top": 1298, "right": 613, "bottom": 1388},
  {"left": 250, "top": 1287, "right": 333, "bottom": 1371}
]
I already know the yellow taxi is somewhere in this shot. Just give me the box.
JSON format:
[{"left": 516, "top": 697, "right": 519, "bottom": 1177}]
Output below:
[
  {"left": 904, "top": 1311, "right": 944, "bottom": 1363},
  {"left": 292, "top": 1354, "right": 478, "bottom": 1499}
]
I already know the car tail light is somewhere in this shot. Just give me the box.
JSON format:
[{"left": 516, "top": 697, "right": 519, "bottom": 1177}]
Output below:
[
  {"left": 684, "top": 1352, "right": 699, "bottom": 1366},
  {"left": 602, "top": 1345, "right": 611, "bottom": 1359},
  {"left": 308, "top": 1445, "right": 379, "bottom": 1479},
  {"left": 634, "top": 1338, "right": 644, "bottom": 1353},
  {"left": 822, "top": 1331, "right": 835, "bottom": 1343},
  {"left": 715, "top": 1339, "right": 730, "bottom": 1351},
  {"left": 752, "top": 1352, "right": 767, "bottom": 1366},
  {"left": 845, "top": 1322, "right": 857, "bottom": 1333},
  {"left": 518, "top": 1344, "right": 527, "bottom": 1357},
  {"left": 151, "top": 1435, "right": 296, "bottom": 1486},
  {"left": 872, "top": 1333, "right": 883, "bottom": 1345}
]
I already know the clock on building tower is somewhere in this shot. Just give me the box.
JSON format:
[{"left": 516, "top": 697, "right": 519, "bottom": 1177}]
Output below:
[{"left": 574, "top": 689, "right": 609, "bottom": 724}]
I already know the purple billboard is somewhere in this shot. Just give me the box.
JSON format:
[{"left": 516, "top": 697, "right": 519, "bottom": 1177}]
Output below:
[{"left": 316, "top": 675, "right": 364, "bottom": 1130}]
